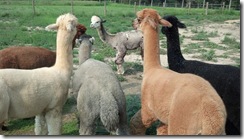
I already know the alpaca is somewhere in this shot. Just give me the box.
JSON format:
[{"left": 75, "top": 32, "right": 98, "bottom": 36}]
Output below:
[
  {"left": 0, "top": 46, "right": 56, "bottom": 69},
  {"left": 90, "top": 15, "right": 144, "bottom": 75},
  {"left": 0, "top": 13, "right": 78, "bottom": 135},
  {"left": 0, "top": 23, "right": 86, "bottom": 131},
  {"left": 161, "top": 15, "right": 240, "bottom": 135},
  {"left": 72, "top": 34, "right": 129, "bottom": 135},
  {"left": 0, "top": 23, "right": 87, "bottom": 69},
  {"left": 75, "top": 34, "right": 95, "bottom": 65},
  {"left": 73, "top": 24, "right": 87, "bottom": 49},
  {"left": 130, "top": 8, "right": 227, "bottom": 135}
]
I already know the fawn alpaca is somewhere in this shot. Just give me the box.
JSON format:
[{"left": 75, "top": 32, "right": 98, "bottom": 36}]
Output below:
[
  {"left": 161, "top": 15, "right": 240, "bottom": 135},
  {"left": 130, "top": 8, "right": 227, "bottom": 135}
]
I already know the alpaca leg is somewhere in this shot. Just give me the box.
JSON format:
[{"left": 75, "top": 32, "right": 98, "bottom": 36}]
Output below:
[
  {"left": 116, "top": 64, "right": 124, "bottom": 75},
  {"left": 45, "top": 108, "right": 62, "bottom": 135},
  {"left": 130, "top": 109, "right": 157, "bottom": 135},
  {"left": 116, "top": 109, "right": 130, "bottom": 135},
  {"left": 78, "top": 114, "right": 97, "bottom": 135},
  {"left": 140, "top": 47, "right": 144, "bottom": 60},
  {"left": 0, "top": 91, "right": 9, "bottom": 132},
  {"left": 156, "top": 123, "right": 168, "bottom": 135},
  {"left": 35, "top": 114, "right": 48, "bottom": 135},
  {"left": 115, "top": 49, "right": 126, "bottom": 75},
  {"left": 130, "top": 110, "right": 146, "bottom": 135}
]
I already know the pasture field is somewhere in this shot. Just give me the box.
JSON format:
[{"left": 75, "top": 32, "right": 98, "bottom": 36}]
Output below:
[{"left": 0, "top": 0, "right": 240, "bottom": 135}]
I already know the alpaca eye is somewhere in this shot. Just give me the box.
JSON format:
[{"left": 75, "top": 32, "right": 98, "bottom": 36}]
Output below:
[{"left": 137, "top": 18, "right": 141, "bottom": 23}]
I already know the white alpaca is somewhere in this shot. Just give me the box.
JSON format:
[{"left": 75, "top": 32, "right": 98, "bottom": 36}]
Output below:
[{"left": 0, "top": 13, "right": 78, "bottom": 135}]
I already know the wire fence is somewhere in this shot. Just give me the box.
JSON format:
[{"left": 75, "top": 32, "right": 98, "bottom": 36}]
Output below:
[{"left": 0, "top": 0, "right": 240, "bottom": 10}]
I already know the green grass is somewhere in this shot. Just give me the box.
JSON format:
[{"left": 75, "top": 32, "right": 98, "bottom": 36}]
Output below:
[{"left": 221, "top": 36, "right": 240, "bottom": 49}]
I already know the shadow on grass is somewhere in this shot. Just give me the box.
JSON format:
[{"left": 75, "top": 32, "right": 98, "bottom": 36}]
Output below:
[{"left": 7, "top": 118, "right": 35, "bottom": 131}]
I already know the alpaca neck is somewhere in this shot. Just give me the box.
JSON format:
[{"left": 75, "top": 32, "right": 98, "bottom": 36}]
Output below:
[
  {"left": 166, "top": 28, "right": 185, "bottom": 69},
  {"left": 54, "top": 29, "right": 73, "bottom": 73},
  {"left": 79, "top": 40, "right": 92, "bottom": 65},
  {"left": 143, "top": 25, "right": 161, "bottom": 73},
  {"left": 97, "top": 23, "right": 114, "bottom": 44}
]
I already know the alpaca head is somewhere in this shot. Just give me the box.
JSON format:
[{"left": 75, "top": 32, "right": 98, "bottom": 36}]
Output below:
[
  {"left": 90, "top": 15, "right": 106, "bottom": 28},
  {"left": 133, "top": 8, "right": 172, "bottom": 31},
  {"left": 75, "top": 34, "right": 95, "bottom": 46},
  {"left": 161, "top": 15, "right": 186, "bottom": 36},
  {"left": 72, "top": 24, "right": 87, "bottom": 48},
  {"left": 45, "top": 13, "right": 78, "bottom": 35},
  {"left": 76, "top": 24, "right": 87, "bottom": 36}
]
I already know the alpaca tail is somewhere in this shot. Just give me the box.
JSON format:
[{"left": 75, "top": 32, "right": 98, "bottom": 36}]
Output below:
[
  {"left": 201, "top": 97, "right": 227, "bottom": 135},
  {"left": 100, "top": 92, "right": 120, "bottom": 133}
]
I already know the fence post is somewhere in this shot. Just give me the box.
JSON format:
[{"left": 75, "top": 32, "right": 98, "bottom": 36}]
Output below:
[
  {"left": 32, "top": 0, "right": 35, "bottom": 15},
  {"left": 203, "top": 0, "right": 205, "bottom": 9},
  {"left": 134, "top": 2, "right": 137, "bottom": 14},
  {"left": 205, "top": 2, "right": 208, "bottom": 15},
  {"left": 229, "top": 0, "right": 232, "bottom": 11},
  {"left": 222, "top": 2, "right": 225, "bottom": 11},
  {"left": 104, "top": 0, "right": 107, "bottom": 16},
  {"left": 71, "top": 0, "right": 74, "bottom": 14},
  {"left": 181, "top": 0, "right": 184, "bottom": 8},
  {"left": 151, "top": 0, "right": 153, "bottom": 7},
  {"left": 139, "top": 0, "right": 141, "bottom": 7},
  {"left": 188, "top": 2, "right": 191, "bottom": 13}
]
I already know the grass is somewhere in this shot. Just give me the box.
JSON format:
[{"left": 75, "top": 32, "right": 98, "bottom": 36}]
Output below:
[
  {"left": 221, "top": 36, "right": 240, "bottom": 49},
  {"left": 0, "top": 0, "right": 240, "bottom": 135}
]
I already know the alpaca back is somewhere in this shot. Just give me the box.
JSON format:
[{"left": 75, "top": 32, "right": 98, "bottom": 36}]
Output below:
[
  {"left": 0, "top": 46, "right": 56, "bottom": 69},
  {"left": 115, "top": 30, "right": 143, "bottom": 50},
  {"left": 72, "top": 59, "right": 128, "bottom": 134}
]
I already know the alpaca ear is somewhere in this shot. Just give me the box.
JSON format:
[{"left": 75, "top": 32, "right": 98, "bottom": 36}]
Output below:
[
  {"left": 159, "top": 19, "right": 172, "bottom": 27},
  {"left": 66, "top": 21, "right": 75, "bottom": 32},
  {"left": 102, "top": 20, "right": 106, "bottom": 23},
  {"left": 148, "top": 18, "right": 157, "bottom": 29},
  {"left": 177, "top": 22, "right": 186, "bottom": 28},
  {"left": 89, "top": 37, "right": 95, "bottom": 45},
  {"left": 45, "top": 24, "right": 59, "bottom": 31}
]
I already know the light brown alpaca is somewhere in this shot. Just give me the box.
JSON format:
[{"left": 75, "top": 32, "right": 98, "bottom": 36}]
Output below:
[{"left": 130, "top": 8, "right": 227, "bottom": 135}]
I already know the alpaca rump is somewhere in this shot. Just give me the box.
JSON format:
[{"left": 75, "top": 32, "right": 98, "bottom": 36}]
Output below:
[
  {"left": 0, "top": 13, "right": 78, "bottom": 135},
  {"left": 161, "top": 15, "right": 240, "bottom": 135},
  {"left": 130, "top": 8, "right": 227, "bottom": 135},
  {"left": 72, "top": 35, "right": 129, "bottom": 135},
  {"left": 90, "top": 15, "right": 144, "bottom": 74},
  {"left": 0, "top": 23, "right": 87, "bottom": 70}
]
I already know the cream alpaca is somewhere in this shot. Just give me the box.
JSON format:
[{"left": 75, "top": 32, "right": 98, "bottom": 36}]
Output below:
[
  {"left": 0, "top": 13, "right": 78, "bottom": 135},
  {"left": 130, "top": 8, "right": 227, "bottom": 135}
]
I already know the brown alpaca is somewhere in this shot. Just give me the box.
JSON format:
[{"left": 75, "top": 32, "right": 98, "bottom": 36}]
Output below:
[
  {"left": 130, "top": 8, "right": 227, "bottom": 135},
  {"left": 0, "top": 24, "right": 86, "bottom": 70}
]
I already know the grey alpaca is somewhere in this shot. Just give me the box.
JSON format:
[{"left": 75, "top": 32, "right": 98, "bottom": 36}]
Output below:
[
  {"left": 90, "top": 15, "right": 144, "bottom": 74},
  {"left": 72, "top": 34, "right": 129, "bottom": 135}
]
